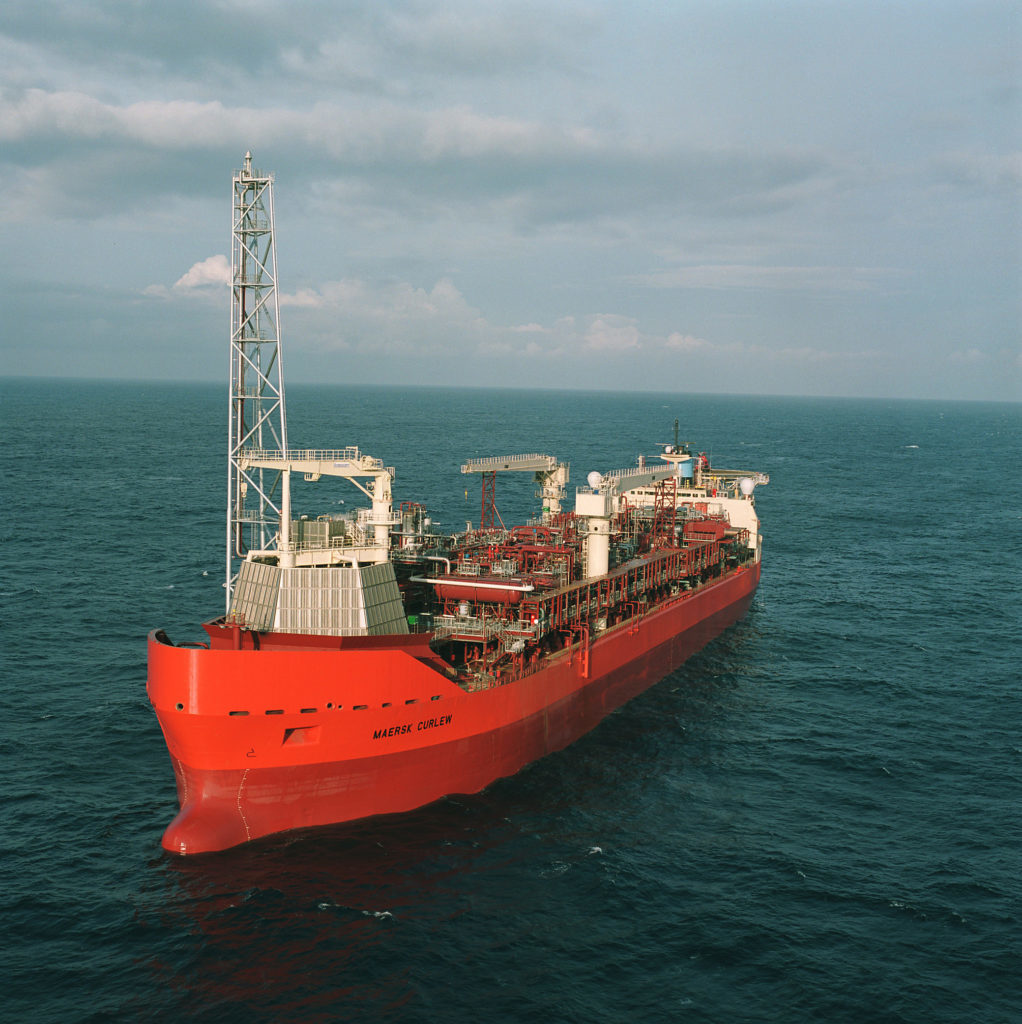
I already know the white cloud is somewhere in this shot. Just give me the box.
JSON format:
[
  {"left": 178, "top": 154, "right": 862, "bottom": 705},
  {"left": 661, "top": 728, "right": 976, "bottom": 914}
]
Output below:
[
  {"left": 318, "top": 276, "right": 480, "bottom": 325},
  {"left": 583, "top": 315, "right": 641, "bottom": 352},
  {"left": 174, "top": 254, "right": 230, "bottom": 289},
  {"left": 0, "top": 88, "right": 569, "bottom": 160},
  {"left": 0, "top": 89, "right": 228, "bottom": 146},
  {"left": 281, "top": 277, "right": 487, "bottom": 355},
  {"left": 279, "top": 288, "right": 324, "bottom": 308},
  {"left": 665, "top": 333, "right": 709, "bottom": 352},
  {"left": 276, "top": 274, "right": 898, "bottom": 372}
]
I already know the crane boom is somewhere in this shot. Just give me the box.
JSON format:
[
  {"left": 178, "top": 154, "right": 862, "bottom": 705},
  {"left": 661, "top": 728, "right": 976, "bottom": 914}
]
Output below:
[{"left": 461, "top": 453, "right": 569, "bottom": 526}]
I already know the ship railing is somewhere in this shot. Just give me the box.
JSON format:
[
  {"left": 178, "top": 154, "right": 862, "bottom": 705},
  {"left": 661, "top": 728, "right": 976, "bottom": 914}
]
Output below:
[
  {"left": 584, "top": 465, "right": 652, "bottom": 482},
  {"left": 708, "top": 468, "right": 770, "bottom": 484},
  {"left": 284, "top": 537, "right": 385, "bottom": 558},
  {"left": 433, "top": 614, "right": 506, "bottom": 642},
  {"left": 460, "top": 528, "right": 512, "bottom": 547},
  {"left": 242, "top": 447, "right": 391, "bottom": 474},
  {"left": 431, "top": 615, "right": 455, "bottom": 640},
  {"left": 245, "top": 446, "right": 359, "bottom": 461},
  {"left": 355, "top": 507, "right": 402, "bottom": 527},
  {"left": 461, "top": 453, "right": 557, "bottom": 473},
  {"left": 503, "top": 619, "right": 541, "bottom": 640}
]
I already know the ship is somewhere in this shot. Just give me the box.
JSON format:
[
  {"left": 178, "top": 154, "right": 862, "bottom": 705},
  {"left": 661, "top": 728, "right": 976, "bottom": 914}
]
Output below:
[{"left": 147, "top": 155, "right": 769, "bottom": 855}]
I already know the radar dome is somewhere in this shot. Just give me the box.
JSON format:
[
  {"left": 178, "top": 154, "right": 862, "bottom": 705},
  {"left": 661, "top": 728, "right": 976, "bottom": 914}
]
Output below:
[
  {"left": 587, "top": 471, "right": 603, "bottom": 490},
  {"left": 739, "top": 477, "right": 755, "bottom": 496}
]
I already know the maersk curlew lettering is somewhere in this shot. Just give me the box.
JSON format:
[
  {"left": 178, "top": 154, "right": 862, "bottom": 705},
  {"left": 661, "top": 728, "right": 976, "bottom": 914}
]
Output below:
[
  {"left": 373, "top": 723, "right": 412, "bottom": 740},
  {"left": 417, "top": 714, "right": 452, "bottom": 732},
  {"left": 373, "top": 714, "right": 453, "bottom": 740}
]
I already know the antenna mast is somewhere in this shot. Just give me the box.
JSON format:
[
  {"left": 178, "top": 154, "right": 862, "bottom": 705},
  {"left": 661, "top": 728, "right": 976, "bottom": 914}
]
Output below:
[{"left": 226, "top": 152, "right": 289, "bottom": 608}]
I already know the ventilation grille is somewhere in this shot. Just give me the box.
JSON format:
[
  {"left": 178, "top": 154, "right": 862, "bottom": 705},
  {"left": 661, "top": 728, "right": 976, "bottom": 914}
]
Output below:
[{"left": 228, "top": 560, "right": 280, "bottom": 631}]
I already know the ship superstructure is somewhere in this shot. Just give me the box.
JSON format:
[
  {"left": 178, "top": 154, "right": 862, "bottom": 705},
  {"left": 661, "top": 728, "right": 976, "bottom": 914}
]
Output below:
[{"left": 147, "top": 157, "right": 768, "bottom": 854}]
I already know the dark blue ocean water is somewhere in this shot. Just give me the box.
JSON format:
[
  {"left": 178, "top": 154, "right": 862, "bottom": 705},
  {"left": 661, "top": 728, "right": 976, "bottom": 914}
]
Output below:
[{"left": 1, "top": 378, "right": 1019, "bottom": 1024}]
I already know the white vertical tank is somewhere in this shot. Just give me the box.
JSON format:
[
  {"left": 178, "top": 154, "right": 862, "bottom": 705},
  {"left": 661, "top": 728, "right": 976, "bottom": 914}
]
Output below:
[{"left": 577, "top": 475, "right": 611, "bottom": 579}]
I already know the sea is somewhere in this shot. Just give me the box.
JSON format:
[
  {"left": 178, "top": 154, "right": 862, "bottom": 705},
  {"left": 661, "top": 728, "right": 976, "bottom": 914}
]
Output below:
[{"left": 1, "top": 377, "right": 1019, "bottom": 1024}]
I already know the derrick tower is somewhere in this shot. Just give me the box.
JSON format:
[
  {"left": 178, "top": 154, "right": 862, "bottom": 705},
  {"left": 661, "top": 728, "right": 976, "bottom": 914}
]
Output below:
[{"left": 227, "top": 151, "right": 289, "bottom": 606}]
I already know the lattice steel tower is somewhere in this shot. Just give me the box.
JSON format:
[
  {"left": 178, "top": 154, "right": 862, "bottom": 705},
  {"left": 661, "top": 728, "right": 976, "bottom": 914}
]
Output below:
[{"left": 226, "top": 152, "right": 289, "bottom": 607}]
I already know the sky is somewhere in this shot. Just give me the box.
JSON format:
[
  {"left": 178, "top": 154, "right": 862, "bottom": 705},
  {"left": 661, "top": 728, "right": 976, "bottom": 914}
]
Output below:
[{"left": 1, "top": 0, "right": 1019, "bottom": 400}]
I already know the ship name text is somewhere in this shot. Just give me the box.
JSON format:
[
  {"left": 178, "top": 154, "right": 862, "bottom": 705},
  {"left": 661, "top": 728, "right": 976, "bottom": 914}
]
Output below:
[{"left": 373, "top": 714, "right": 453, "bottom": 741}]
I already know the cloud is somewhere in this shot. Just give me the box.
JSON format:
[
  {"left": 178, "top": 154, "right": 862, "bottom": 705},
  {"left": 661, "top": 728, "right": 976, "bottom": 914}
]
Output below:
[
  {"left": 284, "top": 4, "right": 591, "bottom": 84},
  {"left": 1, "top": 1, "right": 1018, "bottom": 400},
  {"left": 282, "top": 276, "right": 485, "bottom": 355},
  {"left": 279, "top": 288, "right": 324, "bottom": 308},
  {"left": 174, "top": 254, "right": 230, "bottom": 289},
  {"left": 665, "top": 333, "right": 709, "bottom": 352},
  {"left": 634, "top": 264, "right": 901, "bottom": 292},
  {"left": 1, "top": 2, "right": 589, "bottom": 96},
  {"left": 273, "top": 273, "right": 884, "bottom": 371},
  {"left": 268, "top": 277, "right": 652, "bottom": 359},
  {"left": 947, "top": 348, "right": 987, "bottom": 365},
  {"left": 0, "top": 88, "right": 259, "bottom": 148},
  {"left": 142, "top": 254, "right": 228, "bottom": 298},
  {"left": 583, "top": 315, "right": 641, "bottom": 352},
  {"left": 933, "top": 151, "right": 1022, "bottom": 192},
  {"left": 0, "top": 83, "right": 836, "bottom": 230}
]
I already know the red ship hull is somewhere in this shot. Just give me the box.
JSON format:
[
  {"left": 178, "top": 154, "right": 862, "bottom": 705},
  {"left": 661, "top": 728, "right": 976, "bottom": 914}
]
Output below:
[{"left": 148, "top": 562, "right": 759, "bottom": 855}]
